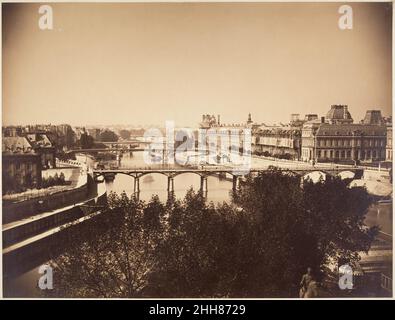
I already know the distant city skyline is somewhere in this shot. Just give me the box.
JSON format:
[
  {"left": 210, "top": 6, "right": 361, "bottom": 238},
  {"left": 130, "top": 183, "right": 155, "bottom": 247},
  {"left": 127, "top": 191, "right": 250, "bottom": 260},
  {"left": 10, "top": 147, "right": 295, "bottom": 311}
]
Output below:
[
  {"left": 2, "top": 2, "right": 392, "bottom": 127},
  {"left": 3, "top": 105, "right": 391, "bottom": 129}
]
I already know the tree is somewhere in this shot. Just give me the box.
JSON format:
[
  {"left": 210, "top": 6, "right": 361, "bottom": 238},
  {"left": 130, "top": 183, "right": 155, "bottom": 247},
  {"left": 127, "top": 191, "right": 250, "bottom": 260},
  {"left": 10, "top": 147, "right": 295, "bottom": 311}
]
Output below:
[
  {"left": 47, "top": 170, "right": 376, "bottom": 298},
  {"left": 100, "top": 130, "right": 118, "bottom": 142},
  {"left": 119, "top": 129, "right": 131, "bottom": 140},
  {"left": 230, "top": 168, "right": 377, "bottom": 296},
  {"left": 149, "top": 190, "right": 244, "bottom": 297},
  {"left": 78, "top": 132, "right": 94, "bottom": 149},
  {"left": 48, "top": 192, "right": 160, "bottom": 298},
  {"left": 59, "top": 172, "right": 66, "bottom": 184}
]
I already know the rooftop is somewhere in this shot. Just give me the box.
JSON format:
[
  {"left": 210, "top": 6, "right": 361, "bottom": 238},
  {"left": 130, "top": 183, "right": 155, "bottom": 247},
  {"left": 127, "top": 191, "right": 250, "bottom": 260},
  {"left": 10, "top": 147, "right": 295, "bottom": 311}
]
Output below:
[
  {"left": 2, "top": 136, "right": 36, "bottom": 154},
  {"left": 326, "top": 105, "right": 353, "bottom": 124},
  {"left": 316, "top": 123, "right": 386, "bottom": 136}
]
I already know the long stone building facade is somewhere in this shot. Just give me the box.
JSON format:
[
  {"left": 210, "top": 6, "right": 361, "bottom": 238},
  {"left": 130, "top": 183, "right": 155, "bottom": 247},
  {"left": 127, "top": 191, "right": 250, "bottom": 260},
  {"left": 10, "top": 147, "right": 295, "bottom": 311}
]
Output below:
[
  {"left": 199, "top": 106, "right": 390, "bottom": 164},
  {"left": 386, "top": 122, "right": 392, "bottom": 161},
  {"left": 301, "top": 105, "right": 387, "bottom": 163},
  {"left": 2, "top": 137, "right": 42, "bottom": 194},
  {"left": 252, "top": 126, "right": 302, "bottom": 159},
  {"left": 199, "top": 114, "right": 252, "bottom": 159}
]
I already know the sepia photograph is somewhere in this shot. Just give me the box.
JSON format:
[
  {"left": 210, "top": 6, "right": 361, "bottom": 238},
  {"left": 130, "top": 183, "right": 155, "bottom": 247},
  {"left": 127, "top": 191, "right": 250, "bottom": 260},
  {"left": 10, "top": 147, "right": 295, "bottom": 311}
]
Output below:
[{"left": 1, "top": 1, "right": 393, "bottom": 300}]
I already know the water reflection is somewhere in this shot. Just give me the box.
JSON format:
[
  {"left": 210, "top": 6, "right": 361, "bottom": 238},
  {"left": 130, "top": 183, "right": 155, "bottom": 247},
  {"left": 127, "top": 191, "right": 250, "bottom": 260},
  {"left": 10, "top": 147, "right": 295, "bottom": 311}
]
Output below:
[
  {"left": 365, "top": 202, "right": 392, "bottom": 236},
  {"left": 106, "top": 173, "right": 232, "bottom": 203},
  {"left": 106, "top": 152, "right": 233, "bottom": 203}
]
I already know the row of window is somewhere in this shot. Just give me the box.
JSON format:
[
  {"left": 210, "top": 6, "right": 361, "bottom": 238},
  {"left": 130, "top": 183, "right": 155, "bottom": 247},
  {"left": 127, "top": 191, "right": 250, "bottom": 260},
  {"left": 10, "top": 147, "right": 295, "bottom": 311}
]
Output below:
[
  {"left": 317, "top": 138, "right": 385, "bottom": 148},
  {"left": 317, "top": 149, "right": 385, "bottom": 160}
]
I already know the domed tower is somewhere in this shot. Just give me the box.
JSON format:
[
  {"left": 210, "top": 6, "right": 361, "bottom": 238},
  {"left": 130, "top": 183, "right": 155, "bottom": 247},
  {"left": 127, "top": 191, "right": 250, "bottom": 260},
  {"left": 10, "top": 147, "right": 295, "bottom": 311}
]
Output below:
[{"left": 325, "top": 105, "right": 353, "bottom": 124}]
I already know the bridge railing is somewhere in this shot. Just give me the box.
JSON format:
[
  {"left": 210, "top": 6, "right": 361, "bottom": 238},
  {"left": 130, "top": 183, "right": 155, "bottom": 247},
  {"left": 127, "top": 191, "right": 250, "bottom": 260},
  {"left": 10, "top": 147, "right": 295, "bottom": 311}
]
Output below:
[{"left": 93, "top": 165, "right": 361, "bottom": 173}]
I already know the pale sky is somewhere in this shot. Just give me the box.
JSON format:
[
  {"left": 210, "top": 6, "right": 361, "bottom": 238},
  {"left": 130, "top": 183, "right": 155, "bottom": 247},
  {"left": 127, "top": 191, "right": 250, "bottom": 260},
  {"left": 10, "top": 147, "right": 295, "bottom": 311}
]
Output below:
[{"left": 2, "top": 2, "right": 392, "bottom": 127}]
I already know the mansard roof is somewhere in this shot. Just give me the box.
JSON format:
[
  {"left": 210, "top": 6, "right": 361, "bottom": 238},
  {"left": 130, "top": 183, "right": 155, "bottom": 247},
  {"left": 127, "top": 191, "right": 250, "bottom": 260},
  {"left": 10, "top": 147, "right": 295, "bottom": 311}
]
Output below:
[
  {"left": 316, "top": 124, "right": 386, "bottom": 136},
  {"left": 2, "top": 136, "right": 36, "bottom": 154},
  {"left": 326, "top": 105, "right": 353, "bottom": 121}
]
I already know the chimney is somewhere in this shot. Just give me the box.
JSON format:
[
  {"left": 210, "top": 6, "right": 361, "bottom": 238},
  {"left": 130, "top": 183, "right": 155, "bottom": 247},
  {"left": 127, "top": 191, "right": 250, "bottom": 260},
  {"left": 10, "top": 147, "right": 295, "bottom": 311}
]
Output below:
[
  {"left": 321, "top": 116, "right": 325, "bottom": 124},
  {"left": 217, "top": 114, "right": 220, "bottom": 125},
  {"left": 344, "top": 105, "right": 348, "bottom": 119}
]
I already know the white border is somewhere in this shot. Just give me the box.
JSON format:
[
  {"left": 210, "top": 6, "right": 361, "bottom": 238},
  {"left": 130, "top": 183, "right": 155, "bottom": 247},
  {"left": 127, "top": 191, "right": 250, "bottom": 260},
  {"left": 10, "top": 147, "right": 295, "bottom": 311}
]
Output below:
[{"left": 0, "top": 0, "right": 393, "bottom": 301}]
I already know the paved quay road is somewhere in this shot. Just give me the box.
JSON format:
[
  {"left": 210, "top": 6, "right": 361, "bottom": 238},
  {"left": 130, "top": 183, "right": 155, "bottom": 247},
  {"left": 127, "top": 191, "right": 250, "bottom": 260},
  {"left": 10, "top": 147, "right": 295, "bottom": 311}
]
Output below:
[{"left": 164, "top": 151, "right": 360, "bottom": 170}]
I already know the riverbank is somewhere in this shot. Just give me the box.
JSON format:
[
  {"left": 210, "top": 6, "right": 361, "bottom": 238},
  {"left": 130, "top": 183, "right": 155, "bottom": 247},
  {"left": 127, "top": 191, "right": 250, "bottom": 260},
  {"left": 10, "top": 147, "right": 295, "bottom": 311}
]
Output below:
[
  {"left": 2, "top": 182, "right": 107, "bottom": 297},
  {"left": 2, "top": 169, "right": 91, "bottom": 224},
  {"left": 351, "top": 169, "right": 392, "bottom": 197}
]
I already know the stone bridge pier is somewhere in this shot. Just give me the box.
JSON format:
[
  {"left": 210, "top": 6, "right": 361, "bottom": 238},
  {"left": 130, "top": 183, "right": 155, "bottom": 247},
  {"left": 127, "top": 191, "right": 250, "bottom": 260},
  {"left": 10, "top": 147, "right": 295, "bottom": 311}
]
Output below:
[
  {"left": 133, "top": 175, "right": 140, "bottom": 193},
  {"left": 167, "top": 176, "right": 175, "bottom": 194},
  {"left": 232, "top": 175, "right": 240, "bottom": 192},
  {"left": 200, "top": 175, "right": 208, "bottom": 197}
]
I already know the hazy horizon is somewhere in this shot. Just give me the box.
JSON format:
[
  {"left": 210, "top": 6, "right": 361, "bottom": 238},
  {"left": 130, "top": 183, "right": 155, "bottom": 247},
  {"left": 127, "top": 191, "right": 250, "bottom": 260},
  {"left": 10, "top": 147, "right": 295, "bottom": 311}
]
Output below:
[{"left": 2, "top": 2, "right": 392, "bottom": 127}]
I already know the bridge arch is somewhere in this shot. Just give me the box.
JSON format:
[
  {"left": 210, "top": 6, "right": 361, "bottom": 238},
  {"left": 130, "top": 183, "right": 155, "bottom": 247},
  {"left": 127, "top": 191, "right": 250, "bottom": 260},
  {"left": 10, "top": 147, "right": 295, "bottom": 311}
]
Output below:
[
  {"left": 302, "top": 170, "right": 328, "bottom": 183},
  {"left": 337, "top": 170, "right": 356, "bottom": 180},
  {"left": 136, "top": 171, "right": 173, "bottom": 179},
  {"left": 170, "top": 171, "right": 205, "bottom": 179}
]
